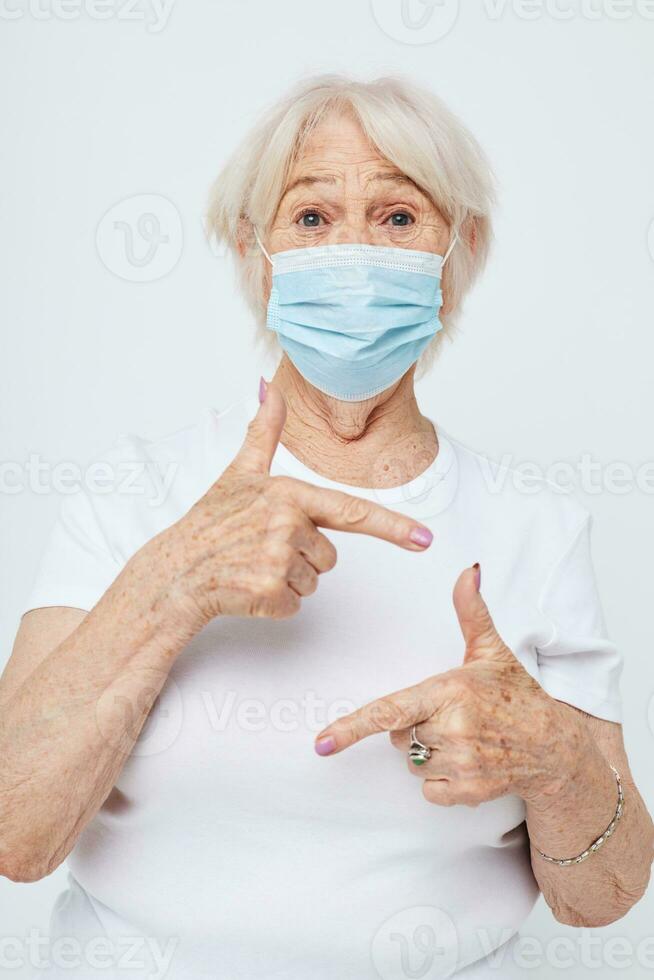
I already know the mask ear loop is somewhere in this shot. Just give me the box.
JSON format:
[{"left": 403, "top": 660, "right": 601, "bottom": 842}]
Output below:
[
  {"left": 441, "top": 230, "right": 459, "bottom": 268},
  {"left": 253, "top": 226, "right": 273, "bottom": 266},
  {"left": 255, "top": 224, "right": 457, "bottom": 267}
]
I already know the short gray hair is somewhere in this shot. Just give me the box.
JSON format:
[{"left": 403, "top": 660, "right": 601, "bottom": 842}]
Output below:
[{"left": 207, "top": 74, "right": 496, "bottom": 370}]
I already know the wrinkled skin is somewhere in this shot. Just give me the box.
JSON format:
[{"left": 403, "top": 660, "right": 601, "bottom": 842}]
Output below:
[
  {"left": 315, "top": 566, "right": 579, "bottom": 805},
  {"left": 159, "top": 383, "right": 434, "bottom": 633}
]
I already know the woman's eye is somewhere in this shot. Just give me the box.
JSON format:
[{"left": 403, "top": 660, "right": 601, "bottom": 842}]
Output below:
[
  {"left": 387, "top": 211, "right": 414, "bottom": 227},
  {"left": 298, "top": 212, "right": 322, "bottom": 228}
]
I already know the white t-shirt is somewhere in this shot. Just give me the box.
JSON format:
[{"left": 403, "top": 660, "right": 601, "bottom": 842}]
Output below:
[{"left": 25, "top": 399, "right": 622, "bottom": 980}]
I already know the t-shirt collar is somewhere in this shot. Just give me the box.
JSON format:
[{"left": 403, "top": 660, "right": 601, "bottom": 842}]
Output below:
[{"left": 241, "top": 395, "right": 458, "bottom": 519}]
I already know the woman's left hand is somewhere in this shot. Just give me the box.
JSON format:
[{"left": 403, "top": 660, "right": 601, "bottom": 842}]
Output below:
[{"left": 314, "top": 564, "right": 590, "bottom": 808}]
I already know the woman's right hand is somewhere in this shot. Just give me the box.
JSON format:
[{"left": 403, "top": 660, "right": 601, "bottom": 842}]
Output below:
[{"left": 154, "top": 383, "right": 434, "bottom": 630}]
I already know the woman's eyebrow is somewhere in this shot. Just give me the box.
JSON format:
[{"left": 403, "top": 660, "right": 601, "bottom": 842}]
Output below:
[
  {"left": 283, "top": 174, "right": 338, "bottom": 196},
  {"left": 366, "top": 171, "right": 421, "bottom": 191}
]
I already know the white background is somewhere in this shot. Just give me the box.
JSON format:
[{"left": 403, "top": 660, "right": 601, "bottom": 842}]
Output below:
[{"left": 1, "top": 0, "right": 654, "bottom": 976}]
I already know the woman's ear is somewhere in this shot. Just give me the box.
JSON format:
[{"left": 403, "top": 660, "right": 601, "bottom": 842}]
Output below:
[
  {"left": 468, "top": 218, "right": 478, "bottom": 256},
  {"left": 235, "top": 217, "right": 252, "bottom": 259},
  {"left": 458, "top": 214, "right": 478, "bottom": 257}
]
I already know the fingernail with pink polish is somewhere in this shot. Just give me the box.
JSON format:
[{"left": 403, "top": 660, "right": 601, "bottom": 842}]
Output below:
[
  {"left": 410, "top": 527, "right": 433, "bottom": 548},
  {"left": 473, "top": 562, "right": 481, "bottom": 591},
  {"left": 258, "top": 377, "right": 267, "bottom": 404},
  {"left": 315, "top": 736, "right": 336, "bottom": 756}
]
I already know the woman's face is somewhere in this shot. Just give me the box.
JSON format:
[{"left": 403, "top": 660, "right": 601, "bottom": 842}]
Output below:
[{"left": 268, "top": 111, "right": 451, "bottom": 256}]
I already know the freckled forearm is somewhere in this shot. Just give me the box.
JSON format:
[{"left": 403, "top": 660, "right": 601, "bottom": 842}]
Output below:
[
  {"left": 0, "top": 535, "right": 191, "bottom": 878},
  {"left": 525, "top": 721, "right": 654, "bottom": 926}
]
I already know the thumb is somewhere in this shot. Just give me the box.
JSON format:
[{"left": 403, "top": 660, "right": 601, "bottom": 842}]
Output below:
[
  {"left": 230, "top": 378, "right": 287, "bottom": 475},
  {"left": 453, "top": 564, "right": 513, "bottom": 663}
]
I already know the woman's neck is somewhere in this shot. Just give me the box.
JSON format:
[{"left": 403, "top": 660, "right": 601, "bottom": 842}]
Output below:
[{"left": 271, "top": 356, "right": 438, "bottom": 489}]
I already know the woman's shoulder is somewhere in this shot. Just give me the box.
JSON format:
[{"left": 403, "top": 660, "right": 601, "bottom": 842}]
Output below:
[
  {"left": 443, "top": 430, "right": 591, "bottom": 540},
  {"left": 58, "top": 401, "right": 252, "bottom": 560},
  {"left": 86, "top": 405, "right": 237, "bottom": 495},
  {"left": 24, "top": 403, "right": 253, "bottom": 614}
]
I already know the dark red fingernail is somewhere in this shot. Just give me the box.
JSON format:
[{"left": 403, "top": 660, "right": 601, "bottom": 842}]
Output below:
[
  {"left": 258, "top": 377, "right": 267, "bottom": 404},
  {"left": 473, "top": 562, "right": 481, "bottom": 591}
]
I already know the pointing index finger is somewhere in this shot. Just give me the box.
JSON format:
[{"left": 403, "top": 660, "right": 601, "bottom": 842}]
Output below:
[
  {"left": 287, "top": 480, "right": 434, "bottom": 551},
  {"left": 315, "top": 683, "right": 438, "bottom": 756}
]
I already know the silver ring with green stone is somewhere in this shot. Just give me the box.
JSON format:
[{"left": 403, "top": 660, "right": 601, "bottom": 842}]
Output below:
[{"left": 408, "top": 725, "right": 432, "bottom": 766}]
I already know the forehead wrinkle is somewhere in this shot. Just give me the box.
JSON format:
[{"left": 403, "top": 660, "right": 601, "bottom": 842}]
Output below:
[{"left": 282, "top": 171, "right": 424, "bottom": 204}]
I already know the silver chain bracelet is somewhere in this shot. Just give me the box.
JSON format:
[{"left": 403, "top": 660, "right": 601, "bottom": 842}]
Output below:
[{"left": 535, "top": 765, "right": 624, "bottom": 867}]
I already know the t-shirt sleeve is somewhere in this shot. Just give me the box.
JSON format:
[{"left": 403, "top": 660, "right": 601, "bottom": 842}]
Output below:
[
  {"left": 24, "top": 488, "right": 124, "bottom": 614},
  {"left": 535, "top": 514, "right": 622, "bottom": 723}
]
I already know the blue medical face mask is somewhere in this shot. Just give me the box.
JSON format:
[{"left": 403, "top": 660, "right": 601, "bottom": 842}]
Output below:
[{"left": 255, "top": 231, "right": 457, "bottom": 402}]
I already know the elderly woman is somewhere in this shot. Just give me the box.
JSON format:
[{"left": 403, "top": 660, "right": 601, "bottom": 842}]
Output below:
[{"left": 1, "top": 75, "right": 652, "bottom": 980}]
